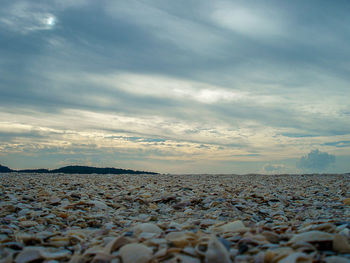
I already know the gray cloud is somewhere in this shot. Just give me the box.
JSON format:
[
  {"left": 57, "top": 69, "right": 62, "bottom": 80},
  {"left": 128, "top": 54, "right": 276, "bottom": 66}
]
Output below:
[
  {"left": 0, "top": 0, "right": 350, "bottom": 173},
  {"left": 323, "top": 141, "right": 350, "bottom": 148},
  {"left": 297, "top": 149, "right": 336, "bottom": 172}
]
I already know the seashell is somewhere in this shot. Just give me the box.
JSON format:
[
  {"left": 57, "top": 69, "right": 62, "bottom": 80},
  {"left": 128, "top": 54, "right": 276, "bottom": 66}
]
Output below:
[
  {"left": 204, "top": 235, "right": 231, "bottom": 263},
  {"left": 163, "top": 254, "right": 201, "bottom": 263},
  {"left": 91, "top": 252, "right": 115, "bottom": 263},
  {"left": 262, "top": 231, "right": 280, "bottom": 243},
  {"left": 291, "top": 241, "right": 316, "bottom": 253},
  {"left": 3, "top": 241, "right": 24, "bottom": 250},
  {"left": 333, "top": 234, "right": 350, "bottom": 253},
  {"left": 183, "top": 246, "right": 197, "bottom": 257},
  {"left": 339, "top": 227, "right": 349, "bottom": 236},
  {"left": 104, "top": 236, "right": 130, "bottom": 254},
  {"left": 133, "top": 223, "right": 162, "bottom": 237},
  {"left": 0, "top": 248, "right": 14, "bottom": 263},
  {"left": 289, "top": 231, "right": 333, "bottom": 243},
  {"left": 119, "top": 243, "right": 153, "bottom": 263},
  {"left": 165, "top": 232, "right": 197, "bottom": 248},
  {"left": 138, "top": 232, "right": 158, "bottom": 240},
  {"left": 264, "top": 247, "right": 294, "bottom": 262},
  {"left": 148, "top": 203, "right": 158, "bottom": 210},
  {"left": 47, "top": 236, "right": 71, "bottom": 247},
  {"left": 15, "top": 247, "right": 42, "bottom": 263},
  {"left": 19, "top": 221, "right": 38, "bottom": 228},
  {"left": 343, "top": 198, "right": 350, "bottom": 205},
  {"left": 153, "top": 247, "right": 168, "bottom": 258},
  {"left": 209, "top": 220, "right": 249, "bottom": 234},
  {"left": 15, "top": 233, "right": 41, "bottom": 245},
  {"left": 49, "top": 198, "right": 61, "bottom": 205},
  {"left": 232, "top": 254, "right": 252, "bottom": 262},
  {"left": 83, "top": 246, "right": 104, "bottom": 256},
  {"left": 57, "top": 212, "right": 69, "bottom": 219},
  {"left": 278, "top": 252, "right": 312, "bottom": 263},
  {"left": 15, "top": 247, "right": 71, "bottom": 263},
  {"left": 90, "top": 200, "right": 109, "bottom": 210},
  {"left": 39, "top": 249, "right": 72, "bottom": 260},
  {"left": 298, "top": 223, "right": 335, "bottom": 233},
  {"left": 324, "top": 256, "right": 350, "bottom": 263}
]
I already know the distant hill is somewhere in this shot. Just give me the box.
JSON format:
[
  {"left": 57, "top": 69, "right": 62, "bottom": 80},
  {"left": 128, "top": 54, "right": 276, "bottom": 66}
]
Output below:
[
  {"left": 0, "top": 164, "right": 12, "bottom": 173},
  {"left": 50, "top": 165, "right": 157, "bottom": 175},
  {"left": 0, "top": 164, "right": 158, "bottom": 175}
]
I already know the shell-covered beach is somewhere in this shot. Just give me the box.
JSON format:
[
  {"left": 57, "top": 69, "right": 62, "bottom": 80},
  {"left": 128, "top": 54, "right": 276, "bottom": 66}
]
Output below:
[{"left": 1, "top": 173, "right": 349, "bottom": 262}]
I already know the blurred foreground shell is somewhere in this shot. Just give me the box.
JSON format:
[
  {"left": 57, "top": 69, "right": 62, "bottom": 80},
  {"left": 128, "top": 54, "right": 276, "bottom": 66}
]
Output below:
[
  {"left": 15, "top": 247, "right": 71, "bottom": 263},
  {"left": 119, "top": 243, "right": 153, "bottom": 263}
]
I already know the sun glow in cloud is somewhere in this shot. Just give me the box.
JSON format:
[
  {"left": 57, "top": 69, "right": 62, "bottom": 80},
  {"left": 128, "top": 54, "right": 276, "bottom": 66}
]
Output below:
[
  {"left": 45, "top": 15, "right": 56, "bottom": 27},
  {"left": 85, "top": 73, "right": 248, "bottom": 104}
]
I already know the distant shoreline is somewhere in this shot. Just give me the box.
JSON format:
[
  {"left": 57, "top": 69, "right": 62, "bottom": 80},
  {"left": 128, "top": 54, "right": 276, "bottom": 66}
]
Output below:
[{"left": 0, "top": 164, "right": 158, "bottom": 175}]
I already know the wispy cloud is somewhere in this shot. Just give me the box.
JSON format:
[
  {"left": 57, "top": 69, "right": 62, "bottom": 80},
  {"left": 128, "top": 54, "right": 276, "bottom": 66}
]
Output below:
[
  {"left": 0, "top": 1, "right": 57, "bottom": 33},
  {"left": 210, "top": 1, "right": 287, "bottom": 39}
]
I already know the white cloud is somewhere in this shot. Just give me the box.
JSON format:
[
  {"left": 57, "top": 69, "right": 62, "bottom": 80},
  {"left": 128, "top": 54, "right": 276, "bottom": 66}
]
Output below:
[
  {"left": 87, "top": 73, "right": 247, "bottom": 104},
  {"left": 210, "top": 2, "right": 286, "bottom": 39}
]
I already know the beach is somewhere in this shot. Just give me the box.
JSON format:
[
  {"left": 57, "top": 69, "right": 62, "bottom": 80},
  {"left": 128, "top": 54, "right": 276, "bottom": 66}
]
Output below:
[{"left": 1, "top": 173, "right": 349, "bottom": 262}]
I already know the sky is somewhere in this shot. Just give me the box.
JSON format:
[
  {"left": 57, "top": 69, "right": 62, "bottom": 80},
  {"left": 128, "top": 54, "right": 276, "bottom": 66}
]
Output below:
[{"left": 0, "top": 0, "right": 349, "bottom": 174}]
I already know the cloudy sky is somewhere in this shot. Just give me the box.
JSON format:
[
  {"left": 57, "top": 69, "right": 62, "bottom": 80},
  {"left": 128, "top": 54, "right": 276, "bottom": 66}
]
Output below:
[{"left": 1, "top": 0, "right": 349, "bottom": 174}]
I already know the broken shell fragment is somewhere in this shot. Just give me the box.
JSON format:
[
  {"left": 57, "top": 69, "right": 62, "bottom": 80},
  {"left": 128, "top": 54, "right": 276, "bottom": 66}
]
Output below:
[
  {"left": 278, "top": 252, "right": 312, "bottom": 263},
  {"left": 15, "top": 247, "right": 71, "bottom": 263},
  {"left": 204, "top": 235, "right": 231, "bottom": 263},
  {"left": 1, "top": 173, "right": 349, "bottom": 263},
  {"left": 209, "top": 220, "right": 249, "bottom": 234},
  {"left": 119, "top": 243, "right": 153, "bottom": 263},
  {"left": 324, "top": 256, "right": 350, "bottom": 263},
  {"left": 333, "top": 234, "right": 350, "bottom": 253},
  {"left": 289, "top": 231, "right": 334, "bottom": 243},
  {"left": 133, "top": 223, "right": 162, "bottom": 237}
]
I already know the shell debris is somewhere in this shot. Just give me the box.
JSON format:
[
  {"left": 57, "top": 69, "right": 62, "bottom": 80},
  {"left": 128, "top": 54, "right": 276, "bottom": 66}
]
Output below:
[{"left": 0, "top": 173, "right": 349, "bottom": 262}]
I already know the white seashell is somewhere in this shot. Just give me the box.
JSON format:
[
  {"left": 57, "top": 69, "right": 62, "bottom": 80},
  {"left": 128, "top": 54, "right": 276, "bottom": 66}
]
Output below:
[
  {"left": 289, "top": 231, "right": 333, "bottom": 243},
  {"left": 278, "top": 252, "right": 312, "bottom": 263},
  {"left": 119, "top": 243, "right": 153, "bottom": 263},
  {"left": 209, "top": 220, "right": 249, "bottom": 234},
  {"left": 133, "top": 223, "right": 162, "bottom": 237},
  {"left": 204, "top": 235, "right": 231, "bottom": 263}
]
